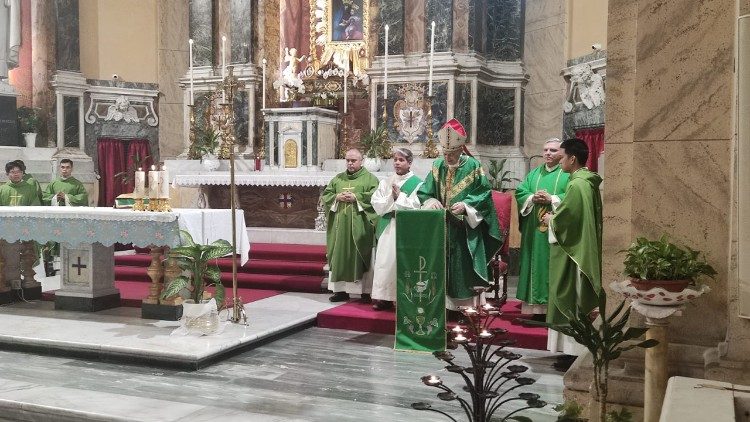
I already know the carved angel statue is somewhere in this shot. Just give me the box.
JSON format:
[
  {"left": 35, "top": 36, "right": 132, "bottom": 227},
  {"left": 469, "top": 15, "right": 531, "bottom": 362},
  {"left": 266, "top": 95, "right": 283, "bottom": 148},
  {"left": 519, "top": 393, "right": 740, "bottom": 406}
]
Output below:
[
  {"left": 281, "top": 47, "right": 306, "bottom": 86},
  {"left": 105, "top": 96, "right": 139, "bottom": 123},
  {"left": 563, "top": 63, "right": 605, "bottom": 112}
]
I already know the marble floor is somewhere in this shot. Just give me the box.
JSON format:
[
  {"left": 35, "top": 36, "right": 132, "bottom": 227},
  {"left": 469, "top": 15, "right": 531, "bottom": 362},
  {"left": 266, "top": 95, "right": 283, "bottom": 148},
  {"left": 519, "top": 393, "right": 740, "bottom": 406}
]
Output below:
[{"left": 0, "top": 327, "right": 563, "bottom": 422}]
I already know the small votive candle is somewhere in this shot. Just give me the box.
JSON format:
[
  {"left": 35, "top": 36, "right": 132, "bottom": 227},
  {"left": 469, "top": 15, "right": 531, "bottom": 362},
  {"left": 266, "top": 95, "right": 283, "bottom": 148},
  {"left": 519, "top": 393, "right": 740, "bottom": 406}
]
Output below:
[
  {"left": 452, "top": 325, "right": 463, "bottom": 333},
  {"left": 454, "top": 334, "right": 468, "bottom": 342},
  {"left": 479, "top": 330, "right": 492, "bottom": 339},
  {"left": 428, "top": 375, "right": 441, "bottom": 385},
  {"left": 464, "top": 307, "right": 477, "bottom": 315}
]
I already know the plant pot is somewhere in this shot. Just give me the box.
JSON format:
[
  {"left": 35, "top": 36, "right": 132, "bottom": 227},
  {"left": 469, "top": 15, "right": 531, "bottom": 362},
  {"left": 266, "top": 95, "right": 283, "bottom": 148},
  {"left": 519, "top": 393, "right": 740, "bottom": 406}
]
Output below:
[
  {"left": 630, "top": 278, "right": 690, "bottom": 293},
  {"left": 363, "top": 157, "right": 383, "bottom": 172},
  {"left": 182, "top": 298, "right": 220, "bottom": 335},
  {"left": 201, "top": 155, "right": 221, "bottom": 172},
  {"left": 22, "top": 133, "right": 36, "bottom": 148}
]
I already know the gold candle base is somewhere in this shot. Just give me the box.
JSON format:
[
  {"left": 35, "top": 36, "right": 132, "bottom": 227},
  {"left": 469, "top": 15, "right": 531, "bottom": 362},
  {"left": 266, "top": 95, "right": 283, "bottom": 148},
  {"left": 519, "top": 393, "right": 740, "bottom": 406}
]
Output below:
[
  {"left": 148, "top": 197, "right": 159, "bottom": 212},
  {"left": 158, "top": 198, "right": 172, "bottom": 212},
  {"left": 133, "top": 197, "right": 146, "bottom": 211}
]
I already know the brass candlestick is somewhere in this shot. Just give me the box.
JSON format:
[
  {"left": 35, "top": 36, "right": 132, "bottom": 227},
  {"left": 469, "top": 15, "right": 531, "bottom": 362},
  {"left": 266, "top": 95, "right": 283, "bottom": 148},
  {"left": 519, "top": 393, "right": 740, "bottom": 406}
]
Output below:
[
  {"left": 187, "top": 105, "right": 200, "bottom": 160},
  {"left": 133, "top": 197, "right": 146, "bottom": 211},
  {"left": 423, "top": 95, "right": 439, "bottom": 158}
]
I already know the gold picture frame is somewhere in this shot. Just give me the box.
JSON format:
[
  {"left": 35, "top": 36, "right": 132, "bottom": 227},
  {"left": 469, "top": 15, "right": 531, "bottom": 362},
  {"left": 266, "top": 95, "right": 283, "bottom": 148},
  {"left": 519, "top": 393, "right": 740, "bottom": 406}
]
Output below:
[{"left": 307, "top": 0, "right": 370, "bottom": 77}]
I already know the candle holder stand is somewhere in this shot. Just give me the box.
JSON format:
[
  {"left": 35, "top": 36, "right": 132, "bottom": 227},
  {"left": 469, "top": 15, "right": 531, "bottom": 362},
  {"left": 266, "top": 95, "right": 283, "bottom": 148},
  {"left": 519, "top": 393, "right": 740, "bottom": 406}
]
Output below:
[
  {"left": 158, "top": 197, "right": 172, "bottom": 212},
  {"left": 423, "top": 95, "right": 439, "bottom": 158},
  {"left": 133, "top": 197, "right": 146, "bottom": 212}
]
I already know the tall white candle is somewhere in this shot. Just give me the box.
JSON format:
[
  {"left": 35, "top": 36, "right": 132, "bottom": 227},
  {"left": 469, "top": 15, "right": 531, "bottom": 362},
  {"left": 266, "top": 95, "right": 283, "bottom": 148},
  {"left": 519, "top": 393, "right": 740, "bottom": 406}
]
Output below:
[
  {"left": 134, "top": 168, "right": 146, "bottom": 198},
  {"left": 384, "top": 25, "right": 389, "bottom": 100},
  {"left": 160, "top": 165, "right": 170, "bottom": 198},
  {"left": 343, "top": 54, "right": 348, "bottom": 114},
  {"left": 148, "top": 165, "right": 159, "bottom": 199},
  {"left": 262, "top": 58, "right": 267, "bottom": 109},
  {"left": 222, "top": 35, "right": 227, "bottom": 102},
  {"left": 189, "top": 39, "right": 194, "bottom": 105},
  {"left": 428, "top": 21, "right": 435, "bottom": 97}
]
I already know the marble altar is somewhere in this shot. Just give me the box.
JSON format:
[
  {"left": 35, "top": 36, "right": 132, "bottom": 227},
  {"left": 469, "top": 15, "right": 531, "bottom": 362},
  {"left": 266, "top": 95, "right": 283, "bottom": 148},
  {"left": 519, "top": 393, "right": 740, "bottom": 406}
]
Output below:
[{"left": 263, "top": 107, "right": 339, "bottom": 169}]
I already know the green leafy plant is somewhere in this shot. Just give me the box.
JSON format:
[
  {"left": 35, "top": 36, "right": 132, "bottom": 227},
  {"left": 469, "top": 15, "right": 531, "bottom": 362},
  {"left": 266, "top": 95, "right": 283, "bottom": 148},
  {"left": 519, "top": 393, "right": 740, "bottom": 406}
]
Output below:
[
  {"left": 114, "top": 152, "right": 150, "bottom": 186},
  {"left": 189, "top": 126, "right": 221, "bottom": 160},
  {"left": 554, "top": 400, "right": 633, "bottom": 422},
  {"left": 531, "top": 293, "right": 658, "bottom": 422},
  {"left": 359, "top": 124, "right": 391, "bottom": 159},
  {"left": 160, "top": 230, "right": 233, "bottom": 306},
  {"left": 486, "top": 159, "right": 519, "bottom": 191},
  {"left": 605, "top": 408, "right": 633, "bottom": 422},
  {"left": 620, "top": 235, "right": 717, "bottom": 283},
  {"left": 17, "top": 106, "right": 41, "bottom": 133}
]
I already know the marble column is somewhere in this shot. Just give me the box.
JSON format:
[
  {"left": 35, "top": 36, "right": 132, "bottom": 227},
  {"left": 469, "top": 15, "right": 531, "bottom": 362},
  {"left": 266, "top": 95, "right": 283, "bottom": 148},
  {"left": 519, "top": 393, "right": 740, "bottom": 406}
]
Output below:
[
  {"left": 158, "top": 0, "right": 189, "bottom": 159},
  {"left": 214, "top": 0, "right": 231, "bottom": 69},
  {"left": 452, "top": 0, "right": 469, "bottom": 53},
  {"left": 31, "top": 0, "right": 57, "bottom": 147},
  {"left": 403, "top": 0, "right": 425, "bottom": 54},
  {"left": 644, "top": 317, "right": 669, "bottom": 422}
]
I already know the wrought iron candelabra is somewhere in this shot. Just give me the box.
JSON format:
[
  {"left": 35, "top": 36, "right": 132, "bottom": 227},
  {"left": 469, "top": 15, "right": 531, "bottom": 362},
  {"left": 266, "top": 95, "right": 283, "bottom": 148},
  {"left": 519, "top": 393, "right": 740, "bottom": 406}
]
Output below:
[{"left": 413, "top": 298, "right": 546, "bottom": 422}]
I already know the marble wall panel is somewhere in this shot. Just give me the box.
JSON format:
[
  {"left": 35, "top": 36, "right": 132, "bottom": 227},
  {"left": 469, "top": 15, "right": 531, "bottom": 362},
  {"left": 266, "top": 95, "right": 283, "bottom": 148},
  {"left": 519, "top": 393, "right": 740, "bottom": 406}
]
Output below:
[
  {"left": 377, "top": 82, "right": 446, "bottom": 143},
  {"left": 633, "top": 0, "right": 734, "bottom": 142},
  {"left": 158, "top": 50, "right": 189, "bottom": 104},
  {"left": 230, "top": 0, "right": 252, "bottom": 63},
  {"left": 524, "top": 0, "right": 566, "bottom": 33},
  {"left": 453, "top": 82, "right": 471, "bottom": 140},
  {"left": 189, "top": 0, "right": 213, "bottom": 66},
  {"left": 452, "top": 0, "right": 469, "bottom": 52},
  {"left": 425, "top": 0, "right": 453, "bottom": 52},
  {"left": 631, "top": 140, "right": 731, "bottom": 345},
  {"left": 159, "top": 0, "right": 188, "bottom": 51},
  {"left": 377, "top": 0, "right": 404, "bottom": 55},
  {"left": 523, "top": 91, "right": 564, "bottom": 151},
  {"left": 604, "top": 0, "right": 636, "bottom": 146},
  {"left": 279, "top": 0, "right": 310, "bottom": 64},
  {"left": 234, "top": 91, "right": 249, "bottom": 145},
  {"left": 467, "top": 0, "right": 481, "bottom": 52},
  {"left": 476, "top": 84, "right": 513, "bottom": 145},
  {"left": 55, "top": 0, "right": 80, "bottom": 71},
  {"left": 158, "top": 0, "right": 189, "bottom": 159},
  {"left": 403, "top": 0, "right": 425, "bottom": 53},
  {"left": 485, "top": 0, "right": 523, "bottom": 60},
  {"left": 62, "top": 96, "right": 79, "bottom": 148},
  {"left": 157, "top": 103, "right": 185, "bottom": 159},
  {"left": 562, "top": 106, "right": 604, "bottom": 139},
  {"left": 600, "top": 142, "right": 633, "bottom": 286},
  {"left": 523, "top": 23, "right": 566, "bottom": 96}
]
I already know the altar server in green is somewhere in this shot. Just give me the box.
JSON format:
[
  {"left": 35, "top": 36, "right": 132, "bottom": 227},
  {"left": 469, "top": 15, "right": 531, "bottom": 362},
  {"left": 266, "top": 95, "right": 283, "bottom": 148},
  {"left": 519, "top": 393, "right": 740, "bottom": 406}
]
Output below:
[
  {"left": 0, "top": 161, "right": 41, "bottom": 206},
  {"left": 13, "top": 160, "right": 42, "bottom": 204},
  {"left": 515, "top": 138, "right": 569, "bottom": 317},
  {"left": 370, "top": 147, "right": 422, "bottom": 310},
  {"left": 43, "top": 159, "right": 89, "bottom": 206},
  {"left": 323, "top": 148, "right": 380, "bottom": 303},
  {"left": 542, "top": 138, "right": 603, "bottom": 353},
  {"left": 418, "top": 119, "right": 502, "bottom": 310}
]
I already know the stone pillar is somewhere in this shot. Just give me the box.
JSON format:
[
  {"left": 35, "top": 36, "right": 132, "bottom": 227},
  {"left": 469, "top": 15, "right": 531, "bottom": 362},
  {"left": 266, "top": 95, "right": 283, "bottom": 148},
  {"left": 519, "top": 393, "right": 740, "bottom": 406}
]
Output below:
[
  {"left": 644, "top": 317, "right": 669, "bottom": 422},
  {"left": 31, "top": 0, "right": 56, "bottom": 147},
  {"left": 157, "top": 0, "right": 189, "bottom": 159},
  {"left": 403, "top": 0, "right": 425, "bottom": 54}
]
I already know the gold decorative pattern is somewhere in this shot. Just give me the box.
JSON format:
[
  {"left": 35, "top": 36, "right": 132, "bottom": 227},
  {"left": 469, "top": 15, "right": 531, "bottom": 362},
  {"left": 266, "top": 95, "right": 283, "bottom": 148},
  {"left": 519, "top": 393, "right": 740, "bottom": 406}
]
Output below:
[{"left": 308, "top": 0, "right": 370, "bottom": 77}]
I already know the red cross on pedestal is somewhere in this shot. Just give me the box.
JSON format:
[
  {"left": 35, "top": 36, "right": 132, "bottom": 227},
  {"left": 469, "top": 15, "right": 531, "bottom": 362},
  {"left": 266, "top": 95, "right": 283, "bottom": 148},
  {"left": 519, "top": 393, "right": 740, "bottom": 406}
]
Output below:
[
  {"left": 278, "top": 193, "right": 294, "bottom": 209},
  {"left": 71, "top": 256, "right": 87, "bottom": 276}
]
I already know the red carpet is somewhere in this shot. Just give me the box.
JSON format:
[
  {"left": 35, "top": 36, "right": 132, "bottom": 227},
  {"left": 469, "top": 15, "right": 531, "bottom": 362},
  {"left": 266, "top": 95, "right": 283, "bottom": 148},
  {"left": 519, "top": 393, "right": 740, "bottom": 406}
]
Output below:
[
  {"left": 316, "top": 299, "right": 548, "bottom": 350},
  {"left": 42, "top": 280, "right": 283, "bottom": 308}
]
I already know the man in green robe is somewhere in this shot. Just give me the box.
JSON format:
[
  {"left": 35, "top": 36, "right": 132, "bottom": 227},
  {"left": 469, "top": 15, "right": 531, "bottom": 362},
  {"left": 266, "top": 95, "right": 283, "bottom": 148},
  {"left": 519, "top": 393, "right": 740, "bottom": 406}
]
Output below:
[
  {"left": 13, "top": 160, "right": 42, "bottom": 204},
  {"left": 542, "top": 138, "right": 603, "bottom": 354},
  {"left": 515, "top": 138, "right": 569, "bottom": 317},
  {"left": 43, "top": 159, "right": 89, "bottom": 206},
  {"left": 418, "top": 119, "right": 502, "bottom": 311},
  {"left": 0, "top": 161, "right": 42, "bottom": 206},
  {"left": 323, "top": 148, "right": 379, "bottom": 302}
]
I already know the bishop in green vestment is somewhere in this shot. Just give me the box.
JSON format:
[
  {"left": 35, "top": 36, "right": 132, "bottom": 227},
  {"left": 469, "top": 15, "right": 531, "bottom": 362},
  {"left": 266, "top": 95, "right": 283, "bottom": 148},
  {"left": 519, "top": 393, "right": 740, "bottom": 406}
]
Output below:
[
  {"left": 0, "top": 161, "right": 41, "bottom": 206},
  {"left": 515, "top": 139, "right": 569, "bottom": 315},
  {"left": 323, "top": 149, "right": 380, "bottom": 302},
  {"left": 543, "top": 138, "right": 602, "bottom": 336},
  {"left": 43, "top": 159, "right": 89, "bottom": 206},
  {"left": 418, "top": 119, "right": 502, "bottom": 309}
]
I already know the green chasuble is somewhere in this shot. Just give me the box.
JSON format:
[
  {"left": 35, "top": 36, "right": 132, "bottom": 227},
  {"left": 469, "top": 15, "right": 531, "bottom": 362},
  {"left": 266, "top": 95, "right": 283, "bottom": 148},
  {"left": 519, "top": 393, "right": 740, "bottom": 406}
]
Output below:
[
  {"left": 417, "top": 155, "right": 503, "bottom": 300},
  {"left": 0, "top": 180, "right": 43, "bottom": 206},
  {"left": 22, "top": 174, "right": 43, "bottom": 204},
  {"left": 43, "top": 176, "right": 89, "bottom": 206},
  {"left": 515, "top": 164, "right": 569, "bottom": 306},
  {"left": 547, "top": 168, "right": 603, "bottom": 324},
  {"left": 322, "top": 167, "right": 379, "bottom": 283}
]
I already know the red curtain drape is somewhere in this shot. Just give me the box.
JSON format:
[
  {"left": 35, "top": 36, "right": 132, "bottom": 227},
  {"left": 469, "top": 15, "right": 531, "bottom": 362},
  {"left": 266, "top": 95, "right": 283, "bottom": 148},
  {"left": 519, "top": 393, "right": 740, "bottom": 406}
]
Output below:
[
  {"left": 97, "top": 138, "right": 127, "bottom": 206},
  {"left": 124, "top": 139, "right": 152, "bottom": 194},
  {"left": 575, "top": 127, "right": 605, "bottom": 172}
]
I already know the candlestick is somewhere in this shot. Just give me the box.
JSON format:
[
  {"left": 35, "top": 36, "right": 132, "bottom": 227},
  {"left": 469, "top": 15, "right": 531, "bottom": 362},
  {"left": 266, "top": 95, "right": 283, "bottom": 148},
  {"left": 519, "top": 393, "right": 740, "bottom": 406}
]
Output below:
[
  {"left": 262, "top": 58, "right": 267, "bottom": 109},
  {"left": 428, "top": 21, "right": 435, "bottom": 96},
  {"left": 134, "top": 168, "right": 146, "bottom": 198},
  {"left": 222, "top": 35, "right": 227, "bottom": 102},
  {"left": 384, "top": 25, "right": 389, "bottom": 100},
  {"left": 189, "top": 39, "right": 194, "bottom": 105},
  {"left": 160, "top": 165, "right": 170, "bottom": 199},
  {"left": 343, "top": 54, "right": 348, "bottom": 114}
]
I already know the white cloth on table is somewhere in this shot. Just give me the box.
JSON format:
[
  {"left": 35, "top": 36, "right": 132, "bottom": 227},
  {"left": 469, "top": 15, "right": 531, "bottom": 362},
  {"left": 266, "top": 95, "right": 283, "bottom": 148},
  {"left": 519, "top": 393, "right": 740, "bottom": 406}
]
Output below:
[{"left": 175, "top": 209, "right": 251, "bottom": 265}]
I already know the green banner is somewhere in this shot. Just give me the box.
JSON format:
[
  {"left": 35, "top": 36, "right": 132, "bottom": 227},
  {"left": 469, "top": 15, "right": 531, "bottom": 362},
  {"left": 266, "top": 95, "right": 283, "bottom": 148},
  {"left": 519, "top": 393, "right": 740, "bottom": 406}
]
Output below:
[{"left": 395, "top": 209, "right": 446, "bottom": 352}]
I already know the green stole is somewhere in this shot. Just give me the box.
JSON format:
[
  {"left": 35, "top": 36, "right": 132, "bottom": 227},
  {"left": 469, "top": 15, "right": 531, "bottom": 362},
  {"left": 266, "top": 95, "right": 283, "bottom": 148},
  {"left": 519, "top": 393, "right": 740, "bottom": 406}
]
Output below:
[
  {"left": 547, "top": 168, "right": 603, "bottom": 324},
  {"left": 375, "top": 175, "right": 422, "bottom": 238}
]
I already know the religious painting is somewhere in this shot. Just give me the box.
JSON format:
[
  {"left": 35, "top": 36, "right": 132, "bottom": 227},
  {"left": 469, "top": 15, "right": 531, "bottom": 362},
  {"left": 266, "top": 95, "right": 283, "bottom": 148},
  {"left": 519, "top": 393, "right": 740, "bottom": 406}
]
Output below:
[{"left": 330, "top": 0, "right": 364, "bottom": 42}]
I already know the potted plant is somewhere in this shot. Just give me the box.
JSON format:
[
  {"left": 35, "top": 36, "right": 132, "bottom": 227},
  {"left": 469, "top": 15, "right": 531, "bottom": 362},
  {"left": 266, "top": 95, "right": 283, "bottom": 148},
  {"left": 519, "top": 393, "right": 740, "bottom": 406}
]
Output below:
[
  {"left": 17, "top": 106, "right": 40, "bottom": 148},
  {"left": 359, "top": 124, "right": 391, "bottom": 172},
  {"left": 190, "top": 126, "right": 221, "bottom": 171},
  {"left": 160, "top": 230, "right": 233, "bottom": 335},
  {"left": 486, "top": 158, "right": 519, "bottom": 191},
  {"left": 621, "top": 235, "right": 717, "bottom": 292}
]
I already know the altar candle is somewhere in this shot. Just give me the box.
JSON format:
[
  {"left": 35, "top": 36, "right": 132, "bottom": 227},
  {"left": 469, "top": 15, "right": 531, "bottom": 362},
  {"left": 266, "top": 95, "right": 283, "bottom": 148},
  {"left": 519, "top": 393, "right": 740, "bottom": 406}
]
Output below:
[
  {"left": 428, "top": 21, "right": 435, "bottom": 97},
  {"left": 149, "top": 165, "right": 159, "bottom": 198},
  {"left": 262, "top": 58, "right": 267, "bottom": 109},
  {"left": 384, "top": 25, "right": 389, "bottom": 100},
  {"left": 160, "top": 165, "right": 170, "bottom": 199},
  {"left": 343, "top": 54, "right": 348, "bottom": 114},
  {"left": 189, "top": 39, "right": 194, "bottom": 105},
  {"left": 221, "top": 35, "right": 227, "bottom": 102},
  {"left": 134, "top": 167, "right": 146, "bottom": 198}
]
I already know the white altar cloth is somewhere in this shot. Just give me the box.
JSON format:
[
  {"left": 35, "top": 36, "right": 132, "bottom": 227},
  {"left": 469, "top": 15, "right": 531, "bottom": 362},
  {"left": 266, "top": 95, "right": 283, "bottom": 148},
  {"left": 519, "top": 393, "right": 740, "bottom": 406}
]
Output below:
[
  {"left": 173, "top": 171, "right": 388, "bottom": 187},
  {"left": 0, "top": 207, "right": 250, "bottom": 264}
]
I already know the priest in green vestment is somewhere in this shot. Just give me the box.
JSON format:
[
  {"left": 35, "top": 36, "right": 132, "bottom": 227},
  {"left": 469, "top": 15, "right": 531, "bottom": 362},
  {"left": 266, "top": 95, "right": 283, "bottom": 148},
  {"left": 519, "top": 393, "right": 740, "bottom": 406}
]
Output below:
[
  {"left": 12, "top": 160, "right": 42, "bottom": 204},
  {"left": 323, "top": 148, "right": 380, "bottom": 302},
  {"left": 542, "top": 138, "right": 602, "bottom": 354},
  {"left": 418, "top": 119, "right": 502, "bottom": 310},
  {"left": 0, "top": 161, "right": 42, "bottom": 206},
  {"left": 43, "top": 159, "right": 89, "bottom": 206},
  {"left": 515, "top": 138, "right": 569, "bottom": 316}
]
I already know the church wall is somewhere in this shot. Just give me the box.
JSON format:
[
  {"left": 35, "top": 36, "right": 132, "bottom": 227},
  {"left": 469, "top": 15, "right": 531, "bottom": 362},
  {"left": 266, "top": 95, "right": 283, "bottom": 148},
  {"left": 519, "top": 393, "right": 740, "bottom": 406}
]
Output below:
[
  {"left": 157, "top": 0, "right": 189, "bottom": 159},
  {"left": 522, "top": 0, "right": 567, "bottom": 156},
  {"left": 566, "top": 0, "right": 608, "bottom": 59},
  {"left": 78, "top": 0, "right": 99, "bottom": 80},
  {"left": 7, "top": 0, "right": 32, "bottom": 108}
]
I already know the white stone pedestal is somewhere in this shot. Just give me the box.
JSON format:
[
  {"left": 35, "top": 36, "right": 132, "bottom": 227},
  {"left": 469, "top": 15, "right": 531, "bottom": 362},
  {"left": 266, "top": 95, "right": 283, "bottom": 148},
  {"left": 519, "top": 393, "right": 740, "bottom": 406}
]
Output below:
[{"left": 55, "top": 242, "right": 120, "bottom": 312}]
